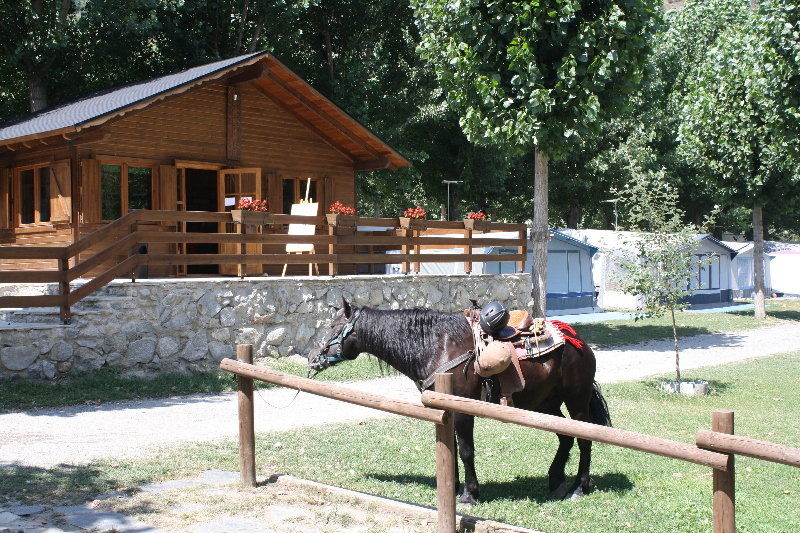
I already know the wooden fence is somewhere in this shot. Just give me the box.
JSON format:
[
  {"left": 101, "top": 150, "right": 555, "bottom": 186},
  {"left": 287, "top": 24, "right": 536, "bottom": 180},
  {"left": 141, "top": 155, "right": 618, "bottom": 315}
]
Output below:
[
  {"left": 0, "top": 210, "right": 527, "bottom": 322},
  {"left": 221, "top": 346, "right": 800, "bottom": 533}
]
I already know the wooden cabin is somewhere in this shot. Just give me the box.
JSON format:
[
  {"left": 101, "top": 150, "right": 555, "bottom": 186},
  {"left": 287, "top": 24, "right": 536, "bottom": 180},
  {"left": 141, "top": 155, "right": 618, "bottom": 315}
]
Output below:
[{"left": 0, "top": 51, "right": 409, "bottom": 276}]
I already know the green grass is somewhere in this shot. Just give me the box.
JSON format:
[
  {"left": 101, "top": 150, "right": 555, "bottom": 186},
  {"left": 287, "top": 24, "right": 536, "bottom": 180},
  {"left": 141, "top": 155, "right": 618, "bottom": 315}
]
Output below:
[
  {"left": 2, "top": 352, "right": 798, "bottom": 532},
  {"left": 580, "top": 298, "right": 800, "bottom": 348},
  {"left": 2, "top": 299, "right": 797, "bottom": 413}
]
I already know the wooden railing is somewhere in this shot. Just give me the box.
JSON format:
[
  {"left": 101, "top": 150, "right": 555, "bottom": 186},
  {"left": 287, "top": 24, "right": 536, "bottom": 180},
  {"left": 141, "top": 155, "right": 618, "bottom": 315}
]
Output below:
[
  {"left": 0, "top": 210, "right": 527, "bottom": 323},
  {"left": 222, "top": 347, "right": 800, "bottom": 533}
]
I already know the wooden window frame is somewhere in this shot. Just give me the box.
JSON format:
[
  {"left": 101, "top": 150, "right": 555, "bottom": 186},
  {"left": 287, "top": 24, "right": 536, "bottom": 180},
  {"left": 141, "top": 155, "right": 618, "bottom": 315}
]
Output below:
[
  {"left": 280, "top": 176, "right": 323, "bottom": 215},
  {"left": 13, "top": 162, "right": 51, "bottom": 227},
  {"left": 99, "top": 162, "right": 155, "bottom": 221}
]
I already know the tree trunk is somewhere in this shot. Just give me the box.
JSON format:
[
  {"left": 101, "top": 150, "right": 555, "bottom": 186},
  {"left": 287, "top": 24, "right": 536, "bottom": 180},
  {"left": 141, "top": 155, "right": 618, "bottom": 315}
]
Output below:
[
  {"left": 28, "top": 69, "right": 48, "bottom": 112},
  {"left": 531, "top": 148, "right": 549, "bottom": 317},
  {"left": 671, "top": 308, "right": 681, "bottom": 383},
  {"left": 752, "top": 204, "right": 767, "bottom": 319},
  {"left": 562, "top": 197, "right": 580, "bottom": 228}
]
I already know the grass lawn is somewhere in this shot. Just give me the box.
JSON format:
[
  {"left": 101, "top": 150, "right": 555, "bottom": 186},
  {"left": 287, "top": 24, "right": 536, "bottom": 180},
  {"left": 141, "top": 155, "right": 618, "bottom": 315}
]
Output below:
[
  {"left": 1, "top": 299, "right": 797, "bottom": 413},
  {"left": 2, "top": 352, "right": 797, "bottom": 532},
  {"left": 580, "top": 298, "right": 800, "bottom": 348}
]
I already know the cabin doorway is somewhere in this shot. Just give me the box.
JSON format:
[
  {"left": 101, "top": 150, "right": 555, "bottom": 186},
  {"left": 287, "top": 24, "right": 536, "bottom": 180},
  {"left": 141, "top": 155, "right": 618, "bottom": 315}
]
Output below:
[{"left": 184, "top": 168, "right": 219, "bottom": 274}]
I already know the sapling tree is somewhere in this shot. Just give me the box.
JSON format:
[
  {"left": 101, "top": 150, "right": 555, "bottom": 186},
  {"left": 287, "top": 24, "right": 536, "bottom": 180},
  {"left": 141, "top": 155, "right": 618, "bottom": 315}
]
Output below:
[
  {"left": 615, "top": 173, "right": 716, "bottom": 384},
  {"left": 411, "top": 0, "right": 657, "bottom": 316}
]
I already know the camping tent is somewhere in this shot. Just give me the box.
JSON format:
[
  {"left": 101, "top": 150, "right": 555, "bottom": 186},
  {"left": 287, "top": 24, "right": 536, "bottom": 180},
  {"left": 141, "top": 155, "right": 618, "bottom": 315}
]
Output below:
[
  {"left": 724, "top": 241, "right": 772, "bottom": 298},
  {"left": 764, "top": 241, "right": 800, "bottom": 296},
  {"left": 558, "top": 229, "right": 737, "bottom": 310}
]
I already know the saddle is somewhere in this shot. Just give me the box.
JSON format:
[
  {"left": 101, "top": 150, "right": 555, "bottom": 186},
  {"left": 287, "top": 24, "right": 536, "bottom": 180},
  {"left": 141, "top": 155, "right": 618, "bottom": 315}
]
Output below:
[{"left": 464, "top": 308, "right": 567, "bottom": 406}]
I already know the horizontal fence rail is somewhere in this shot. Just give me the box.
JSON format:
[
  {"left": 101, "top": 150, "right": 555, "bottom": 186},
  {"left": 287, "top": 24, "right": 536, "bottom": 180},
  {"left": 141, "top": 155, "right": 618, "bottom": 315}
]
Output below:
[
  {"left": 221, "top": 346, "right": 799, "bottom": 533},
  {"left": 0, "top": 210, "right": 528, "bottom": 322}
]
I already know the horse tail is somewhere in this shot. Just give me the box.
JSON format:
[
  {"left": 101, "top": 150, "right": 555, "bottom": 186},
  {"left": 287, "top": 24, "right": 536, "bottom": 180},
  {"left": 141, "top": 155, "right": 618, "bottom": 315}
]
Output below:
[{"left": 589, "top": 381, "right": 612, "bottom": 427}]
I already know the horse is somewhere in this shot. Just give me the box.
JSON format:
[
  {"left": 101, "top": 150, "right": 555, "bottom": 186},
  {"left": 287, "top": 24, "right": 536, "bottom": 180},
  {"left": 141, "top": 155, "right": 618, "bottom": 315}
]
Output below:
[{"left": 307, "top": 299, "right": 611, "bottom": 504}]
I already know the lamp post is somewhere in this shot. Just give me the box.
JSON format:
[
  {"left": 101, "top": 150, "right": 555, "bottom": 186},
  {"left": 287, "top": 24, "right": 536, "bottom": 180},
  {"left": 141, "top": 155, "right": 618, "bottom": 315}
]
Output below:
[
  {"left": 601, "top": 199, "right": 619, "bottom": 230},
  {"left": 441, "top": 180, "right": 463, "bottom": 220}
]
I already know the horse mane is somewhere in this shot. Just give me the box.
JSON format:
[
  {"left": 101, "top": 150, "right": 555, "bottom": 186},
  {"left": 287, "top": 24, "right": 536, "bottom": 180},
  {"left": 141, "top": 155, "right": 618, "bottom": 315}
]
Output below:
[{"left": 356, "top": 307, "right": 471, "bottom": 380}]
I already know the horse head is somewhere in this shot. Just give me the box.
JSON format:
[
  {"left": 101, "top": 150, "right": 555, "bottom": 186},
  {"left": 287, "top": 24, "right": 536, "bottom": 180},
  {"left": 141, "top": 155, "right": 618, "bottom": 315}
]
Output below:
[{"left": 307, "top": 298, "right": 361, "bottom": 374}]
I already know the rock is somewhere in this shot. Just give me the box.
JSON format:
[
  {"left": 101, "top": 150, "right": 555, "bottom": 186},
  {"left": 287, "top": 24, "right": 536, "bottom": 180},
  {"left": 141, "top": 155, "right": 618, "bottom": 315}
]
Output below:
[
  {"left": 264, "top": 326, "right": 288, "bottom": 346},
  {"left": 127, "top": 338, "right": 156, "bottom": 364},
  {"left": 180, "top": 331, "right": 209, "bottom": 362},
  {"left": 0, "top": 511, "right": 20, "bottom": 525},
  {"left": 209, "top": 341, "right": 233, "bottom": 360},
  {"left": 77, "top": 338, "right": 100, "bottom": 348},
  {"left": 0, "top": 346, "right": 36, "bottom": 371},
  {"left": 56, "top": 359, "right": 73, "bottom": 374},
  {"left": 198, "top": 292, "right": 222, "bottom": 317},
  {"left": 41, "top": 360, "right": 56, "bottom": 380},
  {"left": 8, "top": 504, "right": 45, "bottom": 516},
  {"left": 211, "top": 328, "right": 230, "bottom": 341},
  {"left": 368, "top": 287, "right": 384, "bottom": 307},
  {"left": 49, "top": 341, "right": 74, "bottom": 362},
  {"left": 219, "top": 307, "right": 236, "bottom": 327},
  {"left": 236, "top": 327, "right": 261, "bottom": 345},
  {"left": 278, "top": 345, "right": 295, "bottom": 357},
  {"left": 34, "top": 338, "right": 54, "bottom": 355},
  {"left": 425, "top": 287, "right": 443, "bottom": 306},
  {"left": 54, "top": 505, "right": 158, "bottom": 532},
  {"left": 157, "top": 337, "right": 179, "bottom": 358}
]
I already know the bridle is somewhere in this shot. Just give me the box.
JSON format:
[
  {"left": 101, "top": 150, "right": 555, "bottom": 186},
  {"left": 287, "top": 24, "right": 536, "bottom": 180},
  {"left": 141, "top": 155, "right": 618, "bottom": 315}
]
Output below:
[{"left": 308, "top": 308, "right": 362, "bottom": 374}]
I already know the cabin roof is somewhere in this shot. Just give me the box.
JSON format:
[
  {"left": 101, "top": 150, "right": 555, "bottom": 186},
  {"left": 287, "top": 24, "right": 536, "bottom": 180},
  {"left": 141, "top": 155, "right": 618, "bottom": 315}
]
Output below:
[
  {"left": 558, "top": 228, "right": 737, "bottom": 255},
  {"left": 551, "top": 229, "right": 598, "bottom": 255},
  {"left": 0, "top": 51, "right": 410, "bottom": 170}
]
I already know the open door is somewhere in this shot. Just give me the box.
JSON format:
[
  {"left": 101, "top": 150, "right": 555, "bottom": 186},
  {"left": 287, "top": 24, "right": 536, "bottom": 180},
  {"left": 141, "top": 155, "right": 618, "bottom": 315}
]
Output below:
[{"left": 218, "top": 168, "right": 263, "bottom": 275}]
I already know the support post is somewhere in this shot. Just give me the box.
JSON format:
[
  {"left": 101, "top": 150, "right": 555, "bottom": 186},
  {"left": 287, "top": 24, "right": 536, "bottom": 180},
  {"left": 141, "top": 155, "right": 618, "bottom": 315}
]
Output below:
[
  {"left": 711, "top": 410, "right": 735, "bottom": 533},
  {"left": 238, "top": 222, "right": 246, "bottom": 279},
  {"left": 413, "top": 229, "right": 421, "bottom": 274},
  {"left": 463, "top": 227, "right": 473, "bottom": 274},
  {"left": 328, "top": 223, "right": 338, "bottom": 276},
  {"left": 402, "top": 227, "right": 411, "bottom": 274},
  {"left": 237, "top": 344, "right": 256, "bottom": 487},
  {"left": 434, "top": 373, "right": 456, "bottom": 533},
  {"left": 58, "top": 256, "right": 71, "bottom": 324},
  {"left": 517, "top": 227, "right": 526, "bottom": 273}
]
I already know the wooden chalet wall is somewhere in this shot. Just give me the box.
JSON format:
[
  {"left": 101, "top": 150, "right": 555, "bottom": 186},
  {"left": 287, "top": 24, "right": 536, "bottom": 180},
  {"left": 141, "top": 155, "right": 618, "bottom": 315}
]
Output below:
[{"left": 0, "top": 75, "right": 358, "bottom": 276}]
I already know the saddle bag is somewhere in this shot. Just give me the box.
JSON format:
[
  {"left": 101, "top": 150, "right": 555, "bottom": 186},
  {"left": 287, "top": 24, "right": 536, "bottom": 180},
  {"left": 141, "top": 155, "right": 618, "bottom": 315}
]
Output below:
[{"left": 474, "top": 340, "right": 515, "bottom": 377}]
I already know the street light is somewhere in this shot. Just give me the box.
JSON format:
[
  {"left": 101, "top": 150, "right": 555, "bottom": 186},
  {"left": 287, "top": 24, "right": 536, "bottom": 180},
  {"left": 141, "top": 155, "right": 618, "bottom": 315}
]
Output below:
[
  {"left": 441, "top": 180, "right": 463, "bottom": 221},
  {"left": 601, "top": 199, "right": 619, "bottom": 231}
]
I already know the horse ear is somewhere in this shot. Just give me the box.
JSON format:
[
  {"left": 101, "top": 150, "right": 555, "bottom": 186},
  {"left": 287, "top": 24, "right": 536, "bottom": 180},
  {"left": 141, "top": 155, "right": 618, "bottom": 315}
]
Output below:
[{"left": 342, "top": 298, "right": 352, "bottom": 318}]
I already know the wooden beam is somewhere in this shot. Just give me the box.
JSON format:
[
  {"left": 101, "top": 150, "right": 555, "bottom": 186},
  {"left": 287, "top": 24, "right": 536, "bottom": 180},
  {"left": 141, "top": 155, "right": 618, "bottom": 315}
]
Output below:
[
  {"left": 697, "top": 429, "right": 800, "bottom": 468},
  {"left": 226, "top": 86, "right": 242, "bottom": 164},
  {"left": 227, "top": 63, "right": 269, "bottom": 85},
  {"left": 353, "top": 157, "right": 391, "bottom": 171}
]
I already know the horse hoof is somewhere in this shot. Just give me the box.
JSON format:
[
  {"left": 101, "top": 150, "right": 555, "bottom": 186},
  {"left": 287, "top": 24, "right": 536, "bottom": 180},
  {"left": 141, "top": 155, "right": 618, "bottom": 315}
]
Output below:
[
  {"left": 567, "top": 486, "right": 587, "bottom": 501},
  {"left": 459, "top": 493, "right": 478, "bottom": 505},
  {"left": 550, "top": 481, "right": 570, "bottom": 500}
]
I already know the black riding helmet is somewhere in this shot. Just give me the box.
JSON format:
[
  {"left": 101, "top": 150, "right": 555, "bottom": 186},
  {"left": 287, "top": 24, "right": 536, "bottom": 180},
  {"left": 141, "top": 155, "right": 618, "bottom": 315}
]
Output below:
[{"left": 479, "top": 301, "right": 510, "bottom": 335}]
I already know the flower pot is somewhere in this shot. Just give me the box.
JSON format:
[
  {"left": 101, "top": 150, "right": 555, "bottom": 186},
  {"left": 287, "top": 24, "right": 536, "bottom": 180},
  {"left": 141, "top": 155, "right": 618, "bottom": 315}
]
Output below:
[
  {"left": 463, "top": 219, "right": 490, "bottom": 231},
  {"left": 660, "top": 380, "right": 709, "bottom": 396},
  {"left": 326, "top": 213, "right": 358, "bottom": 227},
  {"left": 398, "top": 217, "right": 427, "bottom": 230},
  {"left": 231, "top": 210, "right": 271, "bottom": 225}
]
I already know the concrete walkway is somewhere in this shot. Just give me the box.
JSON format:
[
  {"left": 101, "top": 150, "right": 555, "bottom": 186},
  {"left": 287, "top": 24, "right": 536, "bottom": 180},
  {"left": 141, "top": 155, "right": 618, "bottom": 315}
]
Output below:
[{"left": 1, "top": 322, "right": 798, "bottom": 469}]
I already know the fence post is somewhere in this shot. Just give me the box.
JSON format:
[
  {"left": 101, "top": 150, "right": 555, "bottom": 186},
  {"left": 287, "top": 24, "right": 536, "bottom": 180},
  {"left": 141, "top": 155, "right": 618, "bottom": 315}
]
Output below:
[
  {"left": 463, "top": 227, "right": 472, "bottom": 275},
  {"left": 434, "top": 373, "right": 456, "bottom": 533},
  {"left": 237, "top": 344, "right": 257, "bottom": 487},
  {"left": 711, "top": 410, "right": 735, "bottom": 533},
  {"left": 58, "top": 255, "right": 71, "bottom": 324},
  {"left": 328, "top": 223, "right": 338, "bottom": 277},
  {"left": 517, "top": 227, "right": 526, "bottom": 273}
]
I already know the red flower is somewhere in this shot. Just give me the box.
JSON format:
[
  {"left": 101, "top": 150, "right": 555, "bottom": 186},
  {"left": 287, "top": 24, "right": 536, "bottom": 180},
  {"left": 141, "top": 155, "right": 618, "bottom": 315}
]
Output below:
[
  {"left": 328, "top": 201, "right": 356, "bottom": 215},
  {"left": 403, "top": 206, "right": 427, "bottom": 219},
  {"left": 467, "top": 211, "right": 488, "bottom": 220},
  {"left": 237, "top": 198, "right": 268, "bottom": 211}
]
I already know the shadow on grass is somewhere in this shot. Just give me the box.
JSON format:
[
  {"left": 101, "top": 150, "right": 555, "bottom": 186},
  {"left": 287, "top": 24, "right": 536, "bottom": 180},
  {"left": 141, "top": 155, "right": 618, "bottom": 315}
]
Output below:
[
  {"left": 367, "top": 472, "right": 634, "bottom": 503},
  {"left": 728, "top": 309, "right": 800, "bottom": 322},
  {"left": 0, "top": 462, "right": 136, "bottom": 505}
]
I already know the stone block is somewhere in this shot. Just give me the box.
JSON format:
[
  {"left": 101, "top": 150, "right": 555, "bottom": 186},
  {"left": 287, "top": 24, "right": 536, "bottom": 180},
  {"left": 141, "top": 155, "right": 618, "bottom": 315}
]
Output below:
[
  {"left": 198, "top": 292, "right": 222, "bottom": 317},
  {"left": 1, "top": 346, "right": 37, "bottom": 371},
  {"left": 219, "top": 307, "right": 236, "bottom": 327},
  {"left": 264, "top": 326, "right": 288, "bottom": 346},
  {"left": 180, "top": 331, "right": 209, "bottom": 362},
  {"left": 49, "top": 340, "right": 74, "bottom": 362},
  {"left": 41, "top": 360, "right": 56, "bottom": 379},
  {"left": 126, "top": 338, "right": 156, "bottom": 364},
  {"left": 209, "top": 341, "right": 233, "bottom": 360},
  {"left": 157, "top": 337, "right": 179, "bottom": 358}
]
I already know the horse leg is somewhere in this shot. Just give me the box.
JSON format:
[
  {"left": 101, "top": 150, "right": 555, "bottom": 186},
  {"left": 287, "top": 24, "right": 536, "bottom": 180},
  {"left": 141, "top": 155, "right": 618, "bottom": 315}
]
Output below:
[
  {"left": 564, "top": 398, "right": 594, "bottom": 499},
  {"left": 543, "top": 402, "right": 574, "bottom": 499},
  {"left": 454, "top": 413, "right": 479, "bottom": 504}
]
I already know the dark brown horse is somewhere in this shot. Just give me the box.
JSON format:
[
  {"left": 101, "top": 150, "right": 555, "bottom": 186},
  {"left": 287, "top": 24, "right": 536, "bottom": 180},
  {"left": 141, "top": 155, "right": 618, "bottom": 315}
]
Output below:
[{"left": 308, "top": 300, "right": 611, "bottom": 504}]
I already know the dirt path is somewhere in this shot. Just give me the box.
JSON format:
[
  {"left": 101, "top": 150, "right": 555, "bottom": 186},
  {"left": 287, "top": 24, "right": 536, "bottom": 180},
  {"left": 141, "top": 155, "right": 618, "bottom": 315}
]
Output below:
[{"left": 2, "top": 322, "right": 798, "bottom": 469}]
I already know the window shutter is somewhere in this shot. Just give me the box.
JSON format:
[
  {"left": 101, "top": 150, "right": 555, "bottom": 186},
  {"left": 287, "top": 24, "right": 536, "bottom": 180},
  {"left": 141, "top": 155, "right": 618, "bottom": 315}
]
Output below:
[
  {"left": 82, "top": 158, "right": 101, "bottom": 222},
  {"left": 49, "top": 159, "right": 72, "bottom": 222},
  {"left": 159, "top": 165, "right": 177, "bottom": 210}
]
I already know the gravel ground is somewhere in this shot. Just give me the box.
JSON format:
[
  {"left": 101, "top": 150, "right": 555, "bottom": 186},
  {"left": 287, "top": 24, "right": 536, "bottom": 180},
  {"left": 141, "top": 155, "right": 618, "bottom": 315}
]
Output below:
[{"left": 2, "top": 322, "right": 798, "bottom": 469}]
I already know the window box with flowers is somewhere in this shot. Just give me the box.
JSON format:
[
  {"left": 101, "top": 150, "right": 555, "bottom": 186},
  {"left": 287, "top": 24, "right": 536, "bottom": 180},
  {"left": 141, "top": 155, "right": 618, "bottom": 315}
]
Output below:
[
  {"left": 464, "top": 211, "right": 490, "bottom": 231},
  {"left": 325, "top": 201, "right": 358, "bottom": 227},
  {"left": 231, "top": 198, "right": 270, "bottom": 225},
  {"left": 399, "top": 206, "right": 428, "bottom": 229}
]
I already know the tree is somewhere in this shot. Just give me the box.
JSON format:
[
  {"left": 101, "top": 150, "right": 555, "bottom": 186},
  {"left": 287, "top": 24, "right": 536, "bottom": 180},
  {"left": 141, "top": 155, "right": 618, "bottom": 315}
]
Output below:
[
  {"left": 412, "top": 0, "right": 658, "bottom": 316},
  {"left": 616, "top": 173, "right": 715, "bottom": 384},
  {"left": 678, "top": 0, "right": 800, "bottom": 319}
]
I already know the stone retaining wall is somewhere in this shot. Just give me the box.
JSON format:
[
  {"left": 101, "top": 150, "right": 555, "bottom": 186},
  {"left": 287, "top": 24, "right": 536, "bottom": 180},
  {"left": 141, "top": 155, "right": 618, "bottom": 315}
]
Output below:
[{"left": 0, "top": 274, "right": 530, "bottom": 380}]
